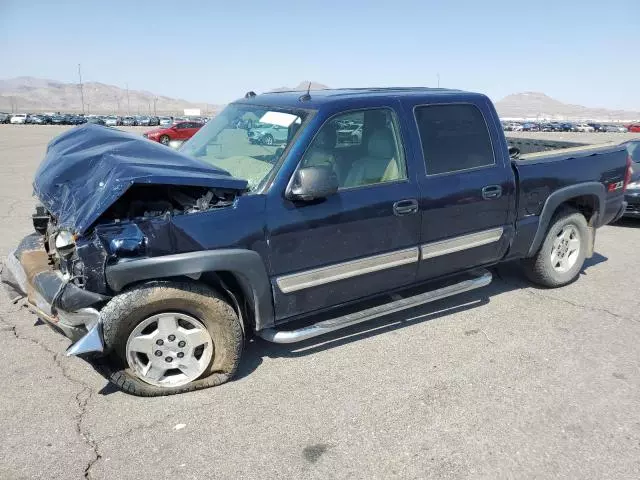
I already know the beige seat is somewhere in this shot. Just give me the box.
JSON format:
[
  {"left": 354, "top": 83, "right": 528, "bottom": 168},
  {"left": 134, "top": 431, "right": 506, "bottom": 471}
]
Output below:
[
  {"left": 302, "top": 126, "right": 337, "bottom": 171},
  {"left": 343, "top": 128, "right": 400, "bottom": 188}
]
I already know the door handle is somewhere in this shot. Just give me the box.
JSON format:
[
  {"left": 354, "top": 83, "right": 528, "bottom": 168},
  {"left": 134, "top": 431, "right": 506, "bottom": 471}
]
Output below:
[
  {"left": 393, "top": 199, "right": 419, "bottom": 216},
  {"left": 481, "top": 185, "right": 502, "bottom": 200}
]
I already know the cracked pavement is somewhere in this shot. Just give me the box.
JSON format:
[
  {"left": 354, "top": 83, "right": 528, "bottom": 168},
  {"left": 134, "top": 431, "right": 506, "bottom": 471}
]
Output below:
[{"left": 1, "top": 126, "right": 639, "bottom": 479}]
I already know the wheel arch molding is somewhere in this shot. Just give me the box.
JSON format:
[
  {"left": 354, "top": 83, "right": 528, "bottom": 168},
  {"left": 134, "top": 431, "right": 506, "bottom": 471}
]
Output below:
[
  {"left": 527, "top": 182, "right": 605, "bottom": 257},
  {"left": 105, "top": 250, "right": 275, "bottom": 330}
]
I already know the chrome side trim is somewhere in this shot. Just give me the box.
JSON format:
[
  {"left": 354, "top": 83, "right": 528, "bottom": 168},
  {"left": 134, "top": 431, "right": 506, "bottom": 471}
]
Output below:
[
  {"left": 276, "top": 247, "right": 419, "bottom": 294},
  {"left": 421, "top": 227, "right": 504, "bottom": 260},
  {"left": 260, "top": 269, "right": 493, "bottom": 343}
]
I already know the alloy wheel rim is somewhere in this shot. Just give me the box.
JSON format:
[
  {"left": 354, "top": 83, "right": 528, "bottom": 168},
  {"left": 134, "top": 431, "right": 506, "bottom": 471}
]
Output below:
[
  {"left": 126, "top": 312, "right": 213, "bottom": 388},
  {"left": 550, "top": 224, "right": 581, "bottom": 273}
]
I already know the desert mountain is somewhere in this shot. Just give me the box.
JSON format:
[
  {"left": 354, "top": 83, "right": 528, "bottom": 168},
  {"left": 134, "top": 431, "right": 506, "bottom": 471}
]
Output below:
[
  {"left": 0, "top": 76, "right": 219, "bottom": 115},
  {"left": 268, "top": 81, "right": 330, "bottom": 93},
  {"left": 495, "top": 92, "right": 640, "bottom": 121},
  {"left": 0, "top": 77, "right": 331, "bottom": 115},
  {"left": 3, "top": 78, "right": 636, "bottom": 121}
]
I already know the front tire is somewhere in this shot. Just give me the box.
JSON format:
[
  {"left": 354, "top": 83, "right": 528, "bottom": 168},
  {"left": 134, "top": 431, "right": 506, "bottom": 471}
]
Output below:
[
  {"left": 521, "top": 209, "right": 588, "bottom": 288},
  {"left": 101, "top": 281, "right": 243, "bottom": 396},
  {"left": 262, "top": 134, "right": 274, "bottom": 146},
  {"left": 159, "top": 134, "right": 170, "bottom": 145}
]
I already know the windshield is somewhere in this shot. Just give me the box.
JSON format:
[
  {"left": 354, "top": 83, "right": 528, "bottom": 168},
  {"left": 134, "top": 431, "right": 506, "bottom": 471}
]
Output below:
[{"left": 180, "top": 103, "right": 309, "bottom": 191}]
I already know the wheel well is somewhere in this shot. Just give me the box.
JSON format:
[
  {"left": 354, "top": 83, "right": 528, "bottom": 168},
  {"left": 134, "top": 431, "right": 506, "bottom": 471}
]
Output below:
[
  {"left": 115, "top": 273, "right": 256, "bottom": 336},
  {"left": 198, "top": 271, "right": 255, "bottom": 335},
  {"left": 559, "top": 195, "right": 598, "bottom": 224}
]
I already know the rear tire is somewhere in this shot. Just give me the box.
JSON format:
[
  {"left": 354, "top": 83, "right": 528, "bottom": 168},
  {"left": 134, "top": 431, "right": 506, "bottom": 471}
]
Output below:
[
  {"left": 101, "top": 281, "right": 243, "bottom": 396},
  {"left": 521, "top": 209, "right": 588, "bottom": 288}
]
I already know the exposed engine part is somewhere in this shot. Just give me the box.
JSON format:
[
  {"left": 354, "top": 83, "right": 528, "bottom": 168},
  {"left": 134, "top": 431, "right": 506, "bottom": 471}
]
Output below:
[
  {"left": 98, "top": 184, "right": 236, "bottom": 224},
  {"left": 32, "top": 203, "right": 50, "bottom": 235}
]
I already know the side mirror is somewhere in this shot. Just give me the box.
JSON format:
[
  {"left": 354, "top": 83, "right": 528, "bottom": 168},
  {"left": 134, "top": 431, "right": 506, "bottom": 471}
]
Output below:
[
  {"left": 286, "top": 166, "right": 339, "bottom": 201},
  {"left": 508, "top": 146, "right": 520, "bottom": 159}
]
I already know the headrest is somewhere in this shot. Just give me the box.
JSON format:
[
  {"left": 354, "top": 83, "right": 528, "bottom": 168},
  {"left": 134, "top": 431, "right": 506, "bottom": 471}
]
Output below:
[{"left": 367, "top": 128, "right": 395, "bottom": 158}]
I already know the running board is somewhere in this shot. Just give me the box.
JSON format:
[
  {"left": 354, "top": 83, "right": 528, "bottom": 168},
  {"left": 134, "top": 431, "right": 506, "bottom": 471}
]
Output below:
[{"left": 258, "top": 269, "right": 492, "bottom": 344}]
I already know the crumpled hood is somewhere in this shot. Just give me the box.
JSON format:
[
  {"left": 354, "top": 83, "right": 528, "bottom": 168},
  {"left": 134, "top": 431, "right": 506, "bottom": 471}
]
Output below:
[{"left": 33, "top": 124, "right": 247, "bottom": 234}]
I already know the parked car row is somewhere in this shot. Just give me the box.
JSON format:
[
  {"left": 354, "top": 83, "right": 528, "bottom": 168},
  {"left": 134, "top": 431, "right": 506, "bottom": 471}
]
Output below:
[
  {"left": 1, "top": 113, "right": 214, "bottom": 126},
  {"left": 502, "top": 121, "right": 638, "bottom": 133}
]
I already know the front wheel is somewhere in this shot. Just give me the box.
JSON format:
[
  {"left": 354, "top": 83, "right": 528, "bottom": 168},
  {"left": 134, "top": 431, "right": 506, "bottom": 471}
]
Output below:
[
  {"left": 159, "top": 134, "right": 170, "bottom": 145},
  {"left": 521, "top": 209, "right": 588, "bottom": 288},
  {"left": 101, "top": 281, "right": 243, "bottom": 396},
  {"left": 262, "top": 134, "right": 274, "bottom": 146}
]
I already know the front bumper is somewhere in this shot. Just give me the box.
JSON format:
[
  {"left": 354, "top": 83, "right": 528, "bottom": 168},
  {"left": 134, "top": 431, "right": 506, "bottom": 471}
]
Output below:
[
  {"left": 1, "top": 234, "right": 109, "bottom": 356},
  {"left": 624, "top": 193, "right": 640, "bottom": 218}
]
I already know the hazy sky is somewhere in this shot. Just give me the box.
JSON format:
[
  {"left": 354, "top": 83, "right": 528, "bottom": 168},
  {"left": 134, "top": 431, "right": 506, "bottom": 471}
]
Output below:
[{"left": 1, "top": 0, "right": 638, "bottom": 109}]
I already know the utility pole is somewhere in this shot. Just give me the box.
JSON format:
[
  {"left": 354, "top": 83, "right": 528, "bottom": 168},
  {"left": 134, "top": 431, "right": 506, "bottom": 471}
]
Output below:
[
  {"left": 116, "top": 96, "right": 120, "bottom": 115},
  {"left": 153, "top": 97, "right": 158, "bottom": 116},
  {"left": 78, "top": 64, "right": 85, "bottom": 114},
  {"left": 126, "top": 83, "right": 131, "bottom": 115},
  {"left": 436, "top": 73, "right": 440, "bottom": 88}
]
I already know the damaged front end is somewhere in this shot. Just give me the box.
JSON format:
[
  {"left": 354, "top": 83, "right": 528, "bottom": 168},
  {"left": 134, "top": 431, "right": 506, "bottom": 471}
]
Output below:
[
  {"left": 2, "top": 233, "right": 109, "bottom": 355},
  {"left": 2, "top": 124, "right": 248, "bottom": 356}
]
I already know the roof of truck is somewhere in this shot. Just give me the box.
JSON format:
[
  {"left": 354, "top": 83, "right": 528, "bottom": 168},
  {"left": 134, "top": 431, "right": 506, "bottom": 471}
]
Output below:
[{"left": 234, "top": 87, "right": 482, "bottom": 110}]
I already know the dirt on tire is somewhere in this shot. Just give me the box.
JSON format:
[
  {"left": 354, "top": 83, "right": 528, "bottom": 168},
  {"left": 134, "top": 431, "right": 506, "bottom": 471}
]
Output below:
[{"left": 100, "top": 281, "right": 243, "bottom": 396}]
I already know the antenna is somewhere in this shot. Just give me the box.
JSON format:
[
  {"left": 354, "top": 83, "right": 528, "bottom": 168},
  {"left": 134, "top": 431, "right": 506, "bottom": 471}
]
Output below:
[{"left": 299, "top": 82, "right": 312, "bottom": 102}]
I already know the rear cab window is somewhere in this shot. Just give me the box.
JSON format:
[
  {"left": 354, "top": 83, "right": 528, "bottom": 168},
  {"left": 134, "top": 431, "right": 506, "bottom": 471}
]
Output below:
[{"left": 414, "top": 104, "right": 495, "bottom": 175}]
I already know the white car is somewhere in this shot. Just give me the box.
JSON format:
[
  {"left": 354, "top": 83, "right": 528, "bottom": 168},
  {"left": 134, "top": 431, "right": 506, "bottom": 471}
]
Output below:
[
  {"left": 574, "top": 123, "right": 595, "bottom": 133},
  {"left": 10, "top": 114, "right": 28, "bottom": 124}
]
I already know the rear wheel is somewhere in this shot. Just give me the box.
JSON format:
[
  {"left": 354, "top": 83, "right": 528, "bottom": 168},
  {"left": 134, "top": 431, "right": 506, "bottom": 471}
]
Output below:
[
  {"left": 159, "top": 134, "right": 170, "bottom": 145},
  {"left": 522, "top": 209, "right": 588, "bottom": 288},
  {"left": 101, "top": 281, "right": 243, "bottom": 396}
]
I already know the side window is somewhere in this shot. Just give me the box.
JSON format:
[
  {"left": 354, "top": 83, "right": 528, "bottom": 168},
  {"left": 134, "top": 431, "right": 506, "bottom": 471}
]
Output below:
[
  {"left": 176, "top": 123, "right": 187, "bottom": 129},
  {"left": 300, "top": 108, "right": 407, "bottom": 189},
  {"left": 336, "top": 113, "right": 364, "bottom": 146},
  {"left": 414, "top": 104, "right": 495, "bottom": 175}
]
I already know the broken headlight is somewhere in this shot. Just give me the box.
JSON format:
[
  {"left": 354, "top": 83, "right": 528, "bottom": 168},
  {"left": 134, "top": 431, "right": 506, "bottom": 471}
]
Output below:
[{"left": 54, "top": 230, "right": 77, "bottom": 258}]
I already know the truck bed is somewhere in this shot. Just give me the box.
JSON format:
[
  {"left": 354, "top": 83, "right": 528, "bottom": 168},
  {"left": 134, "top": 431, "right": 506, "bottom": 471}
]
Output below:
[{"left": 512, "top": 141, "right": 629, "bottom": 226}]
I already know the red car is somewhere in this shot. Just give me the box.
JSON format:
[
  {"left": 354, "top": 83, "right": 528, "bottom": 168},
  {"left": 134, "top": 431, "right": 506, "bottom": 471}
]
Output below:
[
  {"left": 627, "top": 123, "right": 640, "bottom": 133},
  {"left": 143, "top": 121, "right": 203, "bottom": 145}
]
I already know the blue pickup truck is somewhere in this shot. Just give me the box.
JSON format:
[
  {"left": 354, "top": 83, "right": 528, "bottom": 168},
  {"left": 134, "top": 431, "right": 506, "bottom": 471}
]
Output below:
[{"left": 2, "top": 87, "right": 632, "bottom": 396}]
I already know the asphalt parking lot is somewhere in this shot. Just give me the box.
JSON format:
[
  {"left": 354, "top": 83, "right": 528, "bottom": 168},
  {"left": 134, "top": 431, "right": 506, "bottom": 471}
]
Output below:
[{"left": 0, "top": 125, "right": 639, "bottom": 480}]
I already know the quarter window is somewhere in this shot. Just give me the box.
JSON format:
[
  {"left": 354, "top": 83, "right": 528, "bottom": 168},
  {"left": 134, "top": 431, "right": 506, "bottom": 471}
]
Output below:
[
  {"left": 414, "top": 104, "right": 495, "bottom": 175},
  {"left": 300, "top": 108, "right": 407, "bottom": 189}
]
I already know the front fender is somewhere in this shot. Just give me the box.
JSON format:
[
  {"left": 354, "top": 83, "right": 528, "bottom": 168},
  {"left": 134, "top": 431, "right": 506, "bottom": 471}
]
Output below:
[{"left": 105, "top": 249, "right": 274, "bottom": 330}]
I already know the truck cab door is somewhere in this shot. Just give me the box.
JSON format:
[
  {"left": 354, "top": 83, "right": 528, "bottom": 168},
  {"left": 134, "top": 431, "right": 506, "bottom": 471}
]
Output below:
[
  {"left": 266, "top": 105, "right": 421, "bottom": 322},
  {"left": 402, "top": 99, "right": 516, "bottom": 281}
]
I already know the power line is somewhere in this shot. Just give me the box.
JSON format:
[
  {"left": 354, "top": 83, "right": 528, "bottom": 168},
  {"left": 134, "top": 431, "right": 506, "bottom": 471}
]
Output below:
[
  {"left": 78, "top": 64, "right": 85, "bottom": 114},
  {"left": 126, "top": 83, "right": 131, "bottom": 115}
]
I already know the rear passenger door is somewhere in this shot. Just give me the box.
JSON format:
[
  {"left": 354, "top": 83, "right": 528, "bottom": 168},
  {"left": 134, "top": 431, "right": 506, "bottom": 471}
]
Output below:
[{"left": 406, "top": 100, "right": 516, "bottom": 281}]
